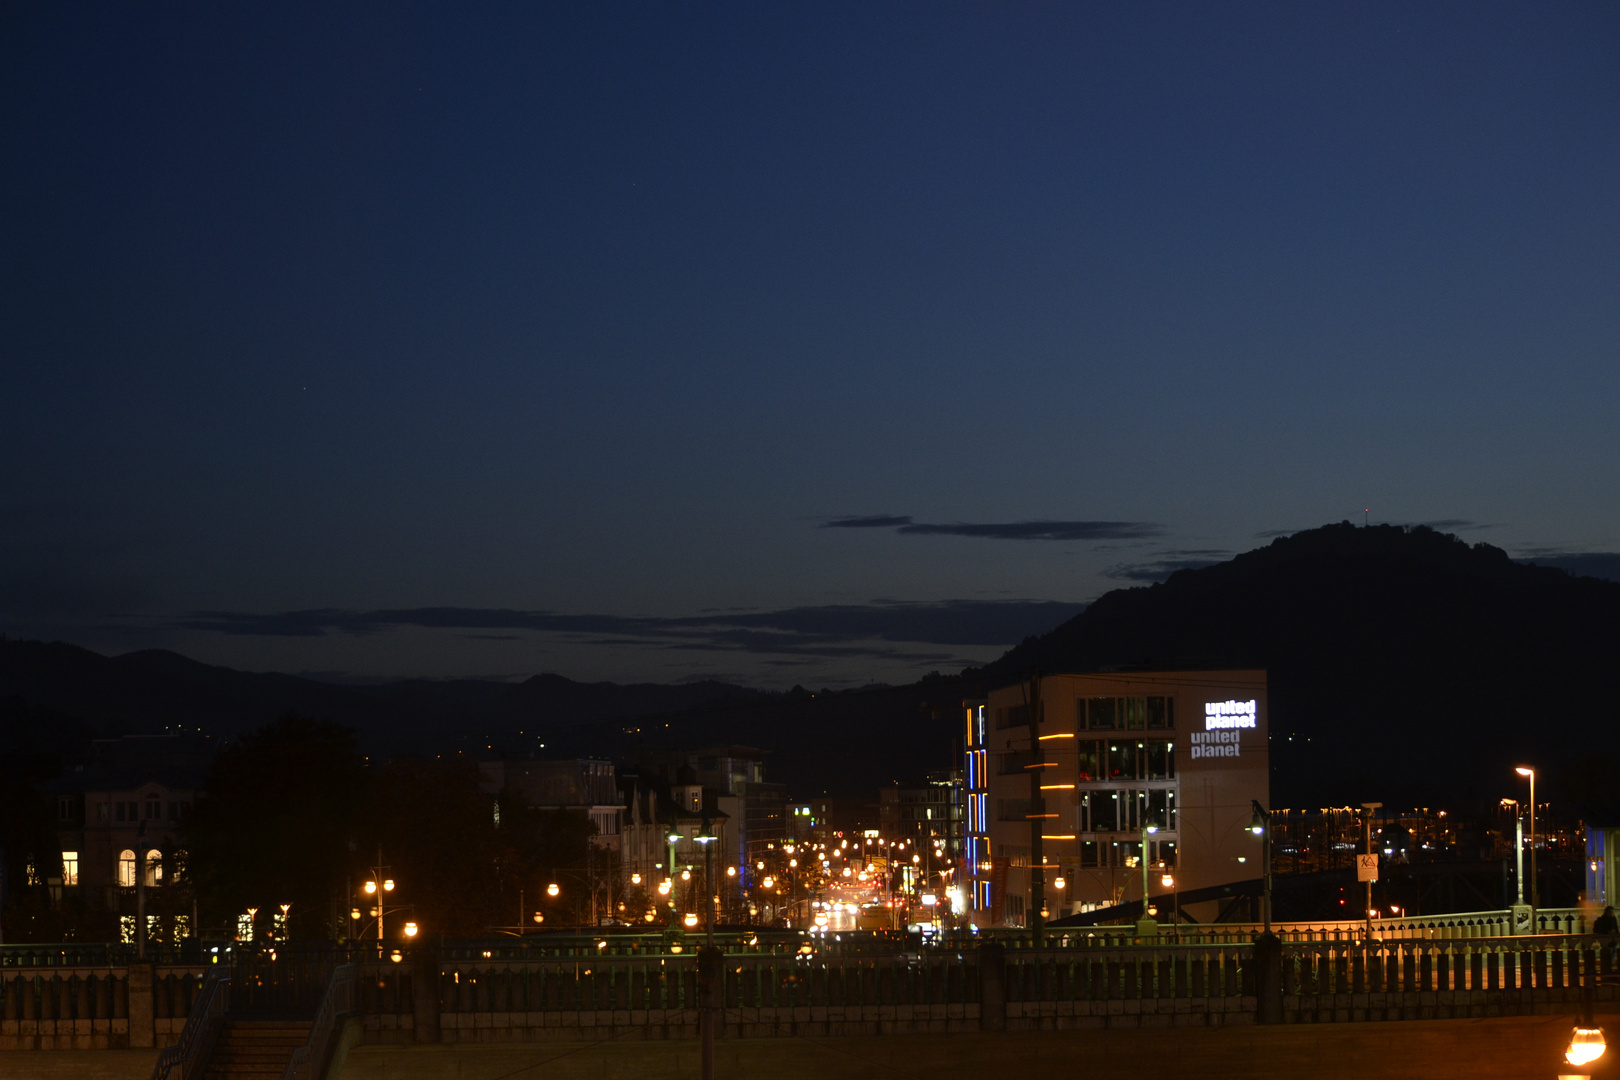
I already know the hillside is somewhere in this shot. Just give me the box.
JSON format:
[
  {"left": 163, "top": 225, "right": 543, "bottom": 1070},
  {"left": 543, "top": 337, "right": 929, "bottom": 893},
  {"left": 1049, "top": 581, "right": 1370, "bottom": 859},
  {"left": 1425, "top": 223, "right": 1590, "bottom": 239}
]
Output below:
[{"left": 980, "top": 523, "right": 1620, "bottom": 806}]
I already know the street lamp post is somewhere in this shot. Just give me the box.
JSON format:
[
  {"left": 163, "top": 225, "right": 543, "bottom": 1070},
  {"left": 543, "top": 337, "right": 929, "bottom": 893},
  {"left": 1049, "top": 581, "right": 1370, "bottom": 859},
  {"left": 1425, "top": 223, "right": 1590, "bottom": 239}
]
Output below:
[
  {"left": 694, "top": 812, "right": 719, "bottom": 1080},
  {"left": 1516, "top": 766, "right": 1537, "bottom": 932},
  {"left": 1137, "top": 822, "right": 1159, "bottom": 937},
  {"left": 1249, "top": 802, "right": 1272, "bottom": 935}
]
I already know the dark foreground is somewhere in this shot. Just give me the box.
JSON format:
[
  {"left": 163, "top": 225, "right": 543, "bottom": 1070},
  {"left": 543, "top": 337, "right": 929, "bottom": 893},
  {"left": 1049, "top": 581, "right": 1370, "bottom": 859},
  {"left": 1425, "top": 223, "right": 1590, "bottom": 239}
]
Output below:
[{"left": 18, "top": 1014, "right": 1607, "bottom": 1080}]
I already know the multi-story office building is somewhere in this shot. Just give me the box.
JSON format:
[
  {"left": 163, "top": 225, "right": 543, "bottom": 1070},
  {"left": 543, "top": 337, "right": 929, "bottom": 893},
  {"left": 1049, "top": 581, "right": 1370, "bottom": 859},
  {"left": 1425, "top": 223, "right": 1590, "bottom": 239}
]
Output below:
[{"left": 964, "top": 670, "right": 1268, "bottom": 928}]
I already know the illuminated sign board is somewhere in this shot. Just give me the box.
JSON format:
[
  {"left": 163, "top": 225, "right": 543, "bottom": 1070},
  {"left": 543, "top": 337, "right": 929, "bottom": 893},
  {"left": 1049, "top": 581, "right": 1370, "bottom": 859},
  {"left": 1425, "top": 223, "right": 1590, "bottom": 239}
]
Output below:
[
  {"left": 1191, "top": 699, "right": 1258, "bottom": 759},
  {"left": 1203, "top": 699, "right": 1257, "bottom": 730}
]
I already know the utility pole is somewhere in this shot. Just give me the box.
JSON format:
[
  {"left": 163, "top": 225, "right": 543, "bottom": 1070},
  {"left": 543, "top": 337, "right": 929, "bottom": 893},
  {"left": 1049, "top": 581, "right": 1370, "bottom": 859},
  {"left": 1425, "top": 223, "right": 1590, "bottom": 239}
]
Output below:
[
  {"left": 1024, "top": 670, "right": 1045, "bottom": 946},
  {"left": 1360, "top": 803, "right": 1382, "bottom": 939}
]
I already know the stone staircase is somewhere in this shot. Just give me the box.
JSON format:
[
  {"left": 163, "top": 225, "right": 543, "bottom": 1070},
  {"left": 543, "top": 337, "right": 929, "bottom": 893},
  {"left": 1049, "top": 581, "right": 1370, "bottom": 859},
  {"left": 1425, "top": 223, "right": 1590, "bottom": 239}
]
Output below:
[{"left": 201, "top": 1019, "right": 312, "bottom": 1079}]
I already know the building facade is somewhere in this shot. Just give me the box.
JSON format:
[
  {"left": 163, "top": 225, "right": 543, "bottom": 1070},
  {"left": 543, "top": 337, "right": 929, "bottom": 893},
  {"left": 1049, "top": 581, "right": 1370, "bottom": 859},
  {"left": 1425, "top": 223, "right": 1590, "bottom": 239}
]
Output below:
[
  {"left": 478, "top": 758, "right": 624, "bottom": 848},
  {"left": 964, "top": 670, "right": 1269, "bottom": 928},
  {"left": 46, "top": 734, "right": 212, "bottom": 942}
]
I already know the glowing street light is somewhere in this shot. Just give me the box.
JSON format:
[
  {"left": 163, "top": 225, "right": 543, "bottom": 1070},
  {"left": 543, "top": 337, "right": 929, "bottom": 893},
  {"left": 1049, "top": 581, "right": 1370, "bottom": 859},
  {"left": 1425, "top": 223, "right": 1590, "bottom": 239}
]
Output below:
[
  {"left": 1515, "top": 766, "right": 1538, "bottom": 930},
  {"left": 403, "top": 921, "right": 419, "bottom": 937},
  {"left": 547, "top": 882, "right": 560, "bottom": 898}
]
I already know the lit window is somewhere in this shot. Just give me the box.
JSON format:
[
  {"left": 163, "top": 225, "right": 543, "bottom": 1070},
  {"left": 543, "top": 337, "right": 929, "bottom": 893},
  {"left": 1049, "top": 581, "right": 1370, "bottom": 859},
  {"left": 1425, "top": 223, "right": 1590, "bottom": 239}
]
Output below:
[
  {"left": 144, "top": 849, "right": 163, "bottom": 886},
  {"left": 118, "top": 850, "right": 136, "bottom": 887},
  {"left": 236, "top": 913, "right": 254, "bottom": 942},
  {"left": 62, "top": 852, "right": 79, "bottom": 886}
]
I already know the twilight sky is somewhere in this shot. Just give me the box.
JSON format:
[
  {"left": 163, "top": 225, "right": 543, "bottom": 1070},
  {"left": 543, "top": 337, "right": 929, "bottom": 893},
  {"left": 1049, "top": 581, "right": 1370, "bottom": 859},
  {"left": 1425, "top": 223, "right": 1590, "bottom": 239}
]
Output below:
[{"left": 5, "top": 3, "right": 1620, "bottom": 687}]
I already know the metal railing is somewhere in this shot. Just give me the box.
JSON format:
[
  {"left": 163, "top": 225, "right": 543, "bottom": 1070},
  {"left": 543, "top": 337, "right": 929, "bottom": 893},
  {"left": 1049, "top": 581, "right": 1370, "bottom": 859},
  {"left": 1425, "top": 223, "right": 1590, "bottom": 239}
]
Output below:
[
  {"left": 282, "top": 964, "right": 356, "bottom": 1080},
  {"left": 1282, "top": 933, "right": 1613, "bottom": 995},
  {"left": 1001, "top": 942, "right": 1254, "bottom": 1002},
  {"left": 432, "top": 949, "right": 985, "bottom": 1013},
  {"left": 149, "top": 967, "right": 230, "bottom": 1080}
]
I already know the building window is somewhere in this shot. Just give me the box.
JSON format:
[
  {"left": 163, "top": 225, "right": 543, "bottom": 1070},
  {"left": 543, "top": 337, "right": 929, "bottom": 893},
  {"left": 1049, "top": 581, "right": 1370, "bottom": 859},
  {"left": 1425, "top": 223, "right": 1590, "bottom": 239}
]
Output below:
[
  {"left": 146, "top": 796, "right": 162, "bottom": 820},
  {"left": 237, "top": 913, "right": 254, "bottom": 942},
  {"left": 116, "top": 802, "right": 126, "bottom": 823},
  {"left": 144, "top": 848, "right": 163, "bottom": 886},
  {"left": 1082, "top": 696, "right": 1174, "bottom": 731},
  {"left": 118, "top": 850, "right": 137, "bottom": 887},
  {"left": 58, "top": 797, "right": 76, "bottom": 822},
  {"left": 62, "top": 851, "right": 79, "bottom": 886},
  {"left": 96, "top": 802, "right": 108, "bottom": 822}
]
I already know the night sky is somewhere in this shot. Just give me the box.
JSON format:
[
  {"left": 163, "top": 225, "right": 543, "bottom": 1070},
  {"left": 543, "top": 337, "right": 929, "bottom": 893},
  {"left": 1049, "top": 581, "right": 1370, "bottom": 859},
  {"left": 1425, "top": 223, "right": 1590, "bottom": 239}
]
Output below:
[{"left": 5, "top": 4, "right": 1619, "bottom": 687}]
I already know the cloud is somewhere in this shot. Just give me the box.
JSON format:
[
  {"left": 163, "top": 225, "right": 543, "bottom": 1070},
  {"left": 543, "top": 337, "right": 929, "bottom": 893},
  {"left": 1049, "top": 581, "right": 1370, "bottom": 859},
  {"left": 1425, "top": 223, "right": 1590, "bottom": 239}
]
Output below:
[
  {"left": 1415, "top": 519, "right": 1497, "bottom": 532},
  {"left": 822, "top": 515, "right": 915, "bottom": 529},
  {"left": 1103, "top": 550, "right": 1230, "bottom": 583},
  {"left": 824, "top": 515, "right": 1163, "bottom": 541},
  {"left": 175, "top": 599, "right": 1088, "bottom": 658}
]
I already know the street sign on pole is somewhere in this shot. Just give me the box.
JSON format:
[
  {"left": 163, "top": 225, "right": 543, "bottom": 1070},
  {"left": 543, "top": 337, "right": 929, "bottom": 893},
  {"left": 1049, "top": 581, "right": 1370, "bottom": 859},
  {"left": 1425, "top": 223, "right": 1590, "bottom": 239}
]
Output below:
[{"left": 1356, "top": 854, "right": 1379, "bottom": 882}]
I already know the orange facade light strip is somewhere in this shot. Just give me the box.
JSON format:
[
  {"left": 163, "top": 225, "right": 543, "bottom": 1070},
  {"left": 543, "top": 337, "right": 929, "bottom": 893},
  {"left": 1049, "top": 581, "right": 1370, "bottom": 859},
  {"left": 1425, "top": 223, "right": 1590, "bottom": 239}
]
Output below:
[
  {"left": 1024, "top": 813, "right": 1059, "bottom": 819},
  {"left": 1037, "top": 733, "right": 1074, "bottom": 740},
  {"left": 1023, "top": 762, "right": 1059, "bottom": 768},
  {"left": 1040, "top": 784, "right": 1075, "bottom": 790},
  {"left": 1041, "top": 835, "right": 1077, "bottom": 840}
]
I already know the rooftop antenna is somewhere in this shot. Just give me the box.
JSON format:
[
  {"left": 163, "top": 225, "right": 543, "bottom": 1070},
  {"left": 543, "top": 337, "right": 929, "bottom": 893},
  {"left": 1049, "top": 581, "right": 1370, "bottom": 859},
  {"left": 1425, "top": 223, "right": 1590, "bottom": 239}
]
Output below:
[{"left": 1363, "top": 508, "right": 1369, "bottom": 528}]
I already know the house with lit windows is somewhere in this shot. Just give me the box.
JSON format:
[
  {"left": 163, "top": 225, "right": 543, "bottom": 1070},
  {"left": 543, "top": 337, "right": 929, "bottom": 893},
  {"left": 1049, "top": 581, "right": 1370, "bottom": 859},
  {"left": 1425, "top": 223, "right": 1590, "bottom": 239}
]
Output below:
[
  {"left": 963, "top": 670, "right": 1269, "bottom": 928},
  {"left": 47, "top": 734, "right": 211, "bottom": 941}
]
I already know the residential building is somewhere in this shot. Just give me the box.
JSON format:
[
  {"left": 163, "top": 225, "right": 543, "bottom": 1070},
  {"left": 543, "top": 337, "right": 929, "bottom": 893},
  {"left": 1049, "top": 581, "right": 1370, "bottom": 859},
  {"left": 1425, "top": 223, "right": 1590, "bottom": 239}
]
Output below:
[
  {"left": 46, "top": 734, "right": 212, "bottom": 941},
  {"left": 478, "top": 758, "right": 623, "bottom": 848}
]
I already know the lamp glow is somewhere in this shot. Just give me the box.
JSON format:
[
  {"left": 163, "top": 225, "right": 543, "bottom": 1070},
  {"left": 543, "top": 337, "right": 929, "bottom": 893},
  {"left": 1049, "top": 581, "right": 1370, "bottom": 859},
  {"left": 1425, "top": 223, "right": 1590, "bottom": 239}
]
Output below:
[
  {"left": 546, "top": 882, "right": 560, "bottom": 897},
  {"left": 1566, "top": 1025, "right": 1606, "bottom": 1066}
]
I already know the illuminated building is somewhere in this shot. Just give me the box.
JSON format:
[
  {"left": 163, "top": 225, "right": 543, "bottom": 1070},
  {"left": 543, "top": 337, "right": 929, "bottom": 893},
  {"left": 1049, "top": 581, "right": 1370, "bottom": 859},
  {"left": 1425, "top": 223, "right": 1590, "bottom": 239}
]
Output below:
[{"left": 964, "top": 670, "right": 1269, "bottom": 927}]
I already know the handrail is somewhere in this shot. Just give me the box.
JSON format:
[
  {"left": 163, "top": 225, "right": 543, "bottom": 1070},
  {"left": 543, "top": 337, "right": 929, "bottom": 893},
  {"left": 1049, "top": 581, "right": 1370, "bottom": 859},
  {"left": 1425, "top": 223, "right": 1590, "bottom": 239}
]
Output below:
[
  {"left": 283, "top": 963, "right": 357, "bottom": 1080},
  {"left": 149, "top": 966, "right": 230, "bottom": 1080}
]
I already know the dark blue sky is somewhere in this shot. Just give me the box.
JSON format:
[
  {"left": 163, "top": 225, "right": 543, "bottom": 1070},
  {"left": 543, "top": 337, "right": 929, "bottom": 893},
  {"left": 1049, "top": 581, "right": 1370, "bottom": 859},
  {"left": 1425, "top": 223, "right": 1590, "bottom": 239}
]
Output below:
[{"left": 5, "top": 3, "right": 1619, "bottom": 686}]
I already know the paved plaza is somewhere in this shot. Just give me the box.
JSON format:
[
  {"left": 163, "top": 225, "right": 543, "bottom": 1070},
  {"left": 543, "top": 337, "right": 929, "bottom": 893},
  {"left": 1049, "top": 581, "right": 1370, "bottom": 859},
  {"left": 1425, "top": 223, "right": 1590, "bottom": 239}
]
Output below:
[{"left": 6, "top": 1015, "right": 1610, "bottom": 1080}]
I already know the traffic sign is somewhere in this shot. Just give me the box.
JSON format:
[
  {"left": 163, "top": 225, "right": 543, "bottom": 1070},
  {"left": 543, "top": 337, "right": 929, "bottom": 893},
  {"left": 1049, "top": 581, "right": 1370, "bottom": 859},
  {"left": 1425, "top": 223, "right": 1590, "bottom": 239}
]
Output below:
[{"left": 1356, "top": 854, "right": 1379, "bottom": 882}]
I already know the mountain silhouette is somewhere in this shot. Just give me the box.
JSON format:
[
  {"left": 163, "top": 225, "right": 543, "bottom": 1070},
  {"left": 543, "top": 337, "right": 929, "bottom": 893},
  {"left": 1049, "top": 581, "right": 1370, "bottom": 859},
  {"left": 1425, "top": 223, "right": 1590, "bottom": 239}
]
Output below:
[
  {"left": 979, "top": 522, "right": 1620, "bottom": 807},
  {"left": 4, "top": 522, "right": 1616, "bottom": 808}
]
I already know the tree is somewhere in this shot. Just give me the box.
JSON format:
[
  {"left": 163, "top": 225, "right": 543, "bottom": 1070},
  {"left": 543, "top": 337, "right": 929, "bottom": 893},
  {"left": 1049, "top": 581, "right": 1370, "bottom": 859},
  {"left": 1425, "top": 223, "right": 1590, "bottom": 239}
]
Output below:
[
  {"left": 184, "top": 714, "right": 367, "bottom": 934},
  {"left": 359, "top": 757, "right": 513, "bottom": 937}
]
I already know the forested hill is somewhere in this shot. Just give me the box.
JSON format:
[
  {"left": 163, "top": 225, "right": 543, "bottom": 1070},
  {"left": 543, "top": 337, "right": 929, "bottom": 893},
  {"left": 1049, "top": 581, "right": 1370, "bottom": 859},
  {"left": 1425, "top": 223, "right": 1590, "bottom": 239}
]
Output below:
[{"left": 978, "top": 523, "right": 1620, "bottom": 807}]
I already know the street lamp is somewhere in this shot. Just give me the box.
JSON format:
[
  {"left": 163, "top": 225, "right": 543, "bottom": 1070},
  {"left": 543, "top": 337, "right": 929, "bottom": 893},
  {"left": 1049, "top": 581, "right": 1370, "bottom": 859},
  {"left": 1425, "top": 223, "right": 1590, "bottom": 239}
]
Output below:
[
  {"left": 1515, "top": 766, "right": 1538, "bottom": 932},
  {"left": 693, "top": 812, "right": 720, "bottom": 1080},
  {"left": 1135, "top": 823, "right": 1159, "bottom": 936},
  {"left": 1249, "top": 802, "right": 1272, "bottom": 935},
  {"left": 695, "top": 813, "right": 718, "bottom": 945}
]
